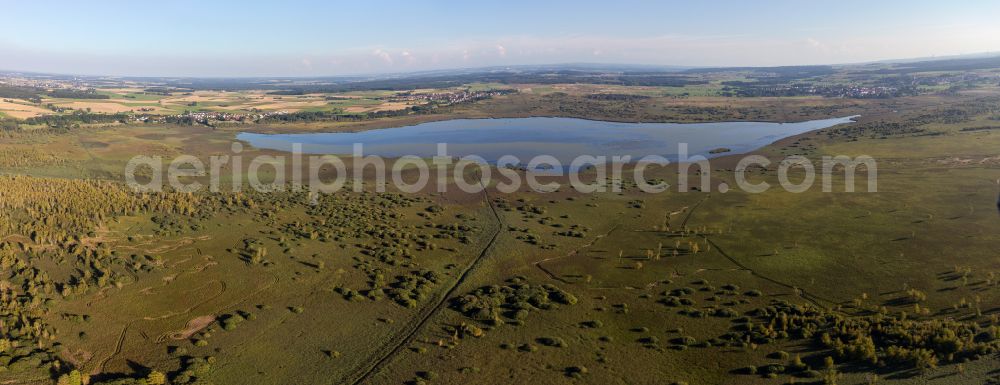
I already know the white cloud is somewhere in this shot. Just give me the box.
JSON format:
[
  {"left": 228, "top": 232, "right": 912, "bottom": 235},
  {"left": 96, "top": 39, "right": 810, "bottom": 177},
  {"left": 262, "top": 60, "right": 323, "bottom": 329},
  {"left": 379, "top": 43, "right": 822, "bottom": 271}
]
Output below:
[
  {"left": 372, "top": 49, "right": 393, "bottom": 65},
  {"left": 401, "top": 50, "right": 415, "bottom": 65},
  {"left": 3, "top": 24, "right": 1000, "bottom": 76}
]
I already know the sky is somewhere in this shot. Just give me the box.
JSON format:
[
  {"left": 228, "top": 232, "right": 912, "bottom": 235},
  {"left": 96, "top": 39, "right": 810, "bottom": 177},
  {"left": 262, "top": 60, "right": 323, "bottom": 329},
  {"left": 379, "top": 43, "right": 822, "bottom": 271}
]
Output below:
[{"left": 2, "top": 0, "right": 1000, "bottom": 77}]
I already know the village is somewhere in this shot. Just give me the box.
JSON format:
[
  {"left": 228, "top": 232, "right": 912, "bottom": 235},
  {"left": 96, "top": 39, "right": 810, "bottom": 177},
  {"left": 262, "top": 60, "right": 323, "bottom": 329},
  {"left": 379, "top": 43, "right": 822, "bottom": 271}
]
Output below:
[
  {"left": 388, "top": 89, "right": 518, "bottom": 104},
  {"left": 132, "top": 110, "right": 292, "bottom": 124}
]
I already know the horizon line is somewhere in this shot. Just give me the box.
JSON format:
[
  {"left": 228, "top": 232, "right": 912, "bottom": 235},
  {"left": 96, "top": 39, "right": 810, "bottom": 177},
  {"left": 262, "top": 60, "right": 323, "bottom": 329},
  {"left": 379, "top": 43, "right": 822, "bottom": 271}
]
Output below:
[{"left": 3, "top": 51, "right": 999, "bottom": 80}]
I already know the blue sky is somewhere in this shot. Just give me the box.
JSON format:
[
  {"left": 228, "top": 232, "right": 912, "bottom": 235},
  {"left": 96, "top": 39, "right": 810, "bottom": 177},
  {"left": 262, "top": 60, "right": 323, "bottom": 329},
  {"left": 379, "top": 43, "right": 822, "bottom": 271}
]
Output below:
[{"left": 2, "top": 0, "right": 999, "bottom": 76}]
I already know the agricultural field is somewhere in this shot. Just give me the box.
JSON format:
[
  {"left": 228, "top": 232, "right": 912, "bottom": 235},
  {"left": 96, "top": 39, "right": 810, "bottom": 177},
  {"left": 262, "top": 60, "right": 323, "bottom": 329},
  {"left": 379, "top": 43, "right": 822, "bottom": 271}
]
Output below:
[
  {"left": 0, "top": 85, "right": 505, "bottom": 128},
  {"left": 36, "top": 90, "right": 410, "bottom": 116}
]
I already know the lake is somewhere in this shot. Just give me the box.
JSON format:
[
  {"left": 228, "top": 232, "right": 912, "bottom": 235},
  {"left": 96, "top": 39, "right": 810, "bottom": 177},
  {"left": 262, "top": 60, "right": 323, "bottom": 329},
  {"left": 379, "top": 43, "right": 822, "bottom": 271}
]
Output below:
[{"left": 237, "top": 116, "right": 858, "bottom": 164}]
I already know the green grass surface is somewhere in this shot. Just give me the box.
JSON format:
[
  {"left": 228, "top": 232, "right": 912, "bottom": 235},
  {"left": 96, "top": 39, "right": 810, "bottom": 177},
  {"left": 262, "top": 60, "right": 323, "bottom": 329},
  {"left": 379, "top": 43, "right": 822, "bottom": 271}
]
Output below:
[{"left": 4, "top": 88, "right": 1000, "bottom": 385}]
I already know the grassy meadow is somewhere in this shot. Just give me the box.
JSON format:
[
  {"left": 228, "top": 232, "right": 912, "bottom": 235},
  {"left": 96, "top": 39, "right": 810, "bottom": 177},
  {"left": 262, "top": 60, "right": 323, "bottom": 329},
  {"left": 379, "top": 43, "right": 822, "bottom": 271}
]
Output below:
[{"left": 1, "top": 80, "right": 1000, "bottom": 385}]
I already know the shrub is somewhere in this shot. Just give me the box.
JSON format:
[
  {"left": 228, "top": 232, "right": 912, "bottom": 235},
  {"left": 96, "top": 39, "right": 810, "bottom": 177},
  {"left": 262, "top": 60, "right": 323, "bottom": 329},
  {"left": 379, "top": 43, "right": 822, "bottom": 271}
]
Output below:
[
  {"left": 538, "top": 337, "right": 568, "bottom": 348},
  {"left": 417, "top": 371, "right": 438, "bottom": 380},
  {"left": 565, "top": 366, "right": 588, "bottom": 378},
  {"left": 763, "top": 364, "right": 785, "bottom": 374},
  {"left": 581, "top": 320, "right": 603, "bottom": 328},
  {"left": 639, "top": 336, "right": 660, "bottom": 344}
]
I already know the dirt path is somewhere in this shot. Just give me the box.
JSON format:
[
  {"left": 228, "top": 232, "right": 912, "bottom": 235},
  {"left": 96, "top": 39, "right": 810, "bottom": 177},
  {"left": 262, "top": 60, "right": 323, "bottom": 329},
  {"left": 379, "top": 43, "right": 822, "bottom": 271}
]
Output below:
[
  {"left": 116, "top": 235, "right": 211, "bottom": 254},
  {"left": 164, "top": 315, "right": 215, "bottom": 341},
  {"left": 344, "top": 176, "right": 504, "bottom": 385},
  {"left": 535, "top": 222, "right": 621, "bottom": 283},
  {"left": 94, "top": 321, "right": 132, "bottom": 375},
  {"left": 680, "top": 196, "right": 709, "bottom": 228},
  {"left": 702, "top": 237, "right": 838, "bottom": 309},
  {"left": 676, "top": 194, "right": 841, "bottom": 308},
  {"left": 533, "top": 197, "right": 703, "bottom": 284},
  {"left": 0, "top": 234, "right": 30, "bottom": 243}
]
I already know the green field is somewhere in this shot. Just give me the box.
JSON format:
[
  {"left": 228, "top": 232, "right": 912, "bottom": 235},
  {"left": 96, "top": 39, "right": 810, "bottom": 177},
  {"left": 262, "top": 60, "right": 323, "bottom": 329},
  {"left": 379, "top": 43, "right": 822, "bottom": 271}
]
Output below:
[{"left": 3, "top": 68, "right": 1000, "bottom": 385}]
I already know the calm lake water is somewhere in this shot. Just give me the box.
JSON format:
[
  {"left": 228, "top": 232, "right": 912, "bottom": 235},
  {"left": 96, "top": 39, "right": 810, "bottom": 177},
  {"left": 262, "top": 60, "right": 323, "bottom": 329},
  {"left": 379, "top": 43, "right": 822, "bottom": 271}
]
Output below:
[{"left": 237, "top": 116, "right": 857, "bottom": 163}]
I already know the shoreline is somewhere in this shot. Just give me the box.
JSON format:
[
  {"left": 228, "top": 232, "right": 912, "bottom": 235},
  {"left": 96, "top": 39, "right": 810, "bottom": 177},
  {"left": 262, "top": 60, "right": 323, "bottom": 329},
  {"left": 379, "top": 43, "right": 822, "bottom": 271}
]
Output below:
[
  {"left": 232, "top": 115, "right": 861, "bottom": 163},
  {"left": 229, "top": 112, "right": 861, "bottom": 135}
]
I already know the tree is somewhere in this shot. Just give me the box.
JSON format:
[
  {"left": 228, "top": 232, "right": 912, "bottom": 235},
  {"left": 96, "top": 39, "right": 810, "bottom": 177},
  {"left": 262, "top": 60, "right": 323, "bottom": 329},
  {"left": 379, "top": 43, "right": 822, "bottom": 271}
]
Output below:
[
  {"left": 56, "top": 370, "right": 82, "bottom": 385},
  {"left": 146, "top": 370, "right": 167, "bottom": 385},
  {"left": 824, "top": 356, "right": 835, "bottom": 369}
]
